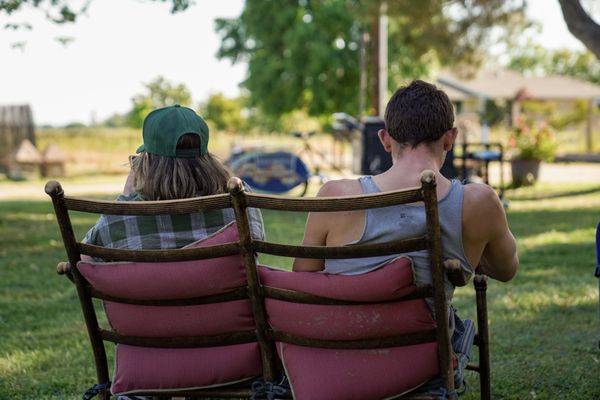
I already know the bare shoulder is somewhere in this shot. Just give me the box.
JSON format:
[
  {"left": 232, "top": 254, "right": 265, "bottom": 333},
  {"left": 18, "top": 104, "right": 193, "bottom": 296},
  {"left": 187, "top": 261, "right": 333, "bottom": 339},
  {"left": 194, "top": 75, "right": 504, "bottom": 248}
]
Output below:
[
  {"left": 316, "top": 178, "right": 363, "bottom": 197},
  {"left": 462, "top": 183, "right": 505, "bottom": 221}
]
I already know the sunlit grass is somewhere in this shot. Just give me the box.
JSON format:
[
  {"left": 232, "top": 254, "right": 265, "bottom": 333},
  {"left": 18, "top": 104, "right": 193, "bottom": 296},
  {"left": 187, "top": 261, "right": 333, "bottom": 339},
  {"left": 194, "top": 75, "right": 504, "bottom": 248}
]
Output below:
[{"left": 1, "top": 182, "right": 599, "bottom": 398}]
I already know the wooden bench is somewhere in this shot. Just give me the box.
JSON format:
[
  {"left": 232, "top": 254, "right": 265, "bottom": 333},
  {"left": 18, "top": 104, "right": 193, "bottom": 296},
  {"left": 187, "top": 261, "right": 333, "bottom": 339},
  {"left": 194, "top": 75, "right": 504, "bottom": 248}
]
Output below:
[{"left": 46, "top": 170, "right": 490, "bottom": 400}]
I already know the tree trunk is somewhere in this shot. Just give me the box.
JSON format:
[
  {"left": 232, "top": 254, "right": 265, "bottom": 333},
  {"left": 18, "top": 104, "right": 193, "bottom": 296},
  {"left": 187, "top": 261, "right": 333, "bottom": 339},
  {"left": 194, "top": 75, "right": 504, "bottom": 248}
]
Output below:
[{"left": 558, "top": 0, "right": 600, "bottom": 59}]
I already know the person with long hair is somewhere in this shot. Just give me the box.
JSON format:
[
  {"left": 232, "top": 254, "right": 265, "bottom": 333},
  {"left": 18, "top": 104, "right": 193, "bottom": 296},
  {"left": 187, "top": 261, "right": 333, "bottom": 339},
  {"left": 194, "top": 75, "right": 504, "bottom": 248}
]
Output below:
[{"left": 84, "top": 104, "right": 263, "bottom": 250}]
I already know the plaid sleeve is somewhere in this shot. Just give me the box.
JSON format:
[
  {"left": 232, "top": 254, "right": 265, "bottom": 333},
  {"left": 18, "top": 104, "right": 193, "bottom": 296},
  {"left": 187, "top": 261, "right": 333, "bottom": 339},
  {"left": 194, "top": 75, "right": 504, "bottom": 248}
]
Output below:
[
  {"left": 82, "top": 217, "right": 105, "bottom": 246},
  {"left": 247, "top": 207, "right": 265, "bottom": 241},
  {"left": 241, "top": 181, "right": 265, "bottom": 240}
]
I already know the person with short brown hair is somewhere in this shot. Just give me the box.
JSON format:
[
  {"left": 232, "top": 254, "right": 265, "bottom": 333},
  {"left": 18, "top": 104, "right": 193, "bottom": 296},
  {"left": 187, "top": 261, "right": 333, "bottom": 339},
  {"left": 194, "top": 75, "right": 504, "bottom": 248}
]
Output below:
[{"left": 293, "top": 80, "right": 518, "bottom": 392}]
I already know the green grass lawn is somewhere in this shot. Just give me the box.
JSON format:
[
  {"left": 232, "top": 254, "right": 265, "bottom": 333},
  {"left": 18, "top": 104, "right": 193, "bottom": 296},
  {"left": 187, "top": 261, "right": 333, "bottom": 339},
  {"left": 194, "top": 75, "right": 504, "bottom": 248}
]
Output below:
[{"left": 1, "top": 182, "right": 599, "bottom": 399}]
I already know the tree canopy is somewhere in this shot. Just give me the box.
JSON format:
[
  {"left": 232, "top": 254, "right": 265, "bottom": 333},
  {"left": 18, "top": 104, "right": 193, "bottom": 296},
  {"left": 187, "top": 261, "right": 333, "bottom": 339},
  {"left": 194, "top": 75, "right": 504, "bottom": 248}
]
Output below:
[
  {"left": 215, "top": 0, "right": 528, "bottom": 117},
  {"left": 127, "top": 76, "right": 192, "bottom": 128},
  {"left": 508, "top": 46, "right": 600, "bottom": 85},
  {"left": 200, "top": 92, "right": 247, "bottom": 133},
  {"left": 0, "top": 0, "right": 192, "bottom": 23}
]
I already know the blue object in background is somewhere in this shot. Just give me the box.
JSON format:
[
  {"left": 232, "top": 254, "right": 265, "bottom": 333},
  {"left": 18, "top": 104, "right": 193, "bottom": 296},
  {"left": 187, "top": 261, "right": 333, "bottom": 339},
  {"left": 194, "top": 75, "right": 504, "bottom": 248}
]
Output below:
[
  {"left": 469, "top": 150, "right": 502, "bottom": 161},
  {"left": 230, "top": 151, "right": 310, "bottom": 194},
  {"left": 596, "top": 222, "right": 600, "bottom": 278},
  {"left": 596, "top": 222, "right": 599, "bottom": 348}
]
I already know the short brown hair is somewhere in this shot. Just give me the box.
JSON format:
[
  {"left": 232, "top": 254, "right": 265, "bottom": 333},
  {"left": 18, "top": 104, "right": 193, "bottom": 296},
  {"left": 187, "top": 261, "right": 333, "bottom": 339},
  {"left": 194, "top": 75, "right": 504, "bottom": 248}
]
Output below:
[
  {"left": 384, "top": 80, "right": 454, "bottom": 148},
  {"left": 132, "top": 133, "right": 231, "bottom": 200}
]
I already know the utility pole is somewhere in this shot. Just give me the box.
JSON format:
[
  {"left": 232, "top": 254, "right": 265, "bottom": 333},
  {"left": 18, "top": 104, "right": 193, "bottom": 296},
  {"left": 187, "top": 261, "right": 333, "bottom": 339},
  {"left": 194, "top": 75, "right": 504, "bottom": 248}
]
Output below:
[
  {"left": 358, "top": 30, "right": 368, "bottom": 118},
  {"left": 370, "top": 2, "right": 388, "bottom": 117}
]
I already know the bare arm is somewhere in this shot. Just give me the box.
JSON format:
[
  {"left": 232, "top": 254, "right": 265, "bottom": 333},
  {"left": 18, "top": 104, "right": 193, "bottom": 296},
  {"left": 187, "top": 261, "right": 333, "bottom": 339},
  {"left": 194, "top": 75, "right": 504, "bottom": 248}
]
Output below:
[
  {"left": 463, "top": 184, "right": 519, "bottom": 282},
  {"left": 292, "top": 211, "right": 328, "bottom": 272},
  {"left": 292, "top": 180, "right": 355, "bottom": 272}
]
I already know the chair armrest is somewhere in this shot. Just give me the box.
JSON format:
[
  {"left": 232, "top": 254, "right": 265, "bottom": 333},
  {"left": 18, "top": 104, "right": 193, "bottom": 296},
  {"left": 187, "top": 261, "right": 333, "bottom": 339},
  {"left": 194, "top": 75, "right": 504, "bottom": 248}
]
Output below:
[
  {"left": 56, "top": 262, "right": 74, "bottom": 282},
  {"left": 444, "top": 259, "right": 470, "bottom": 287}
]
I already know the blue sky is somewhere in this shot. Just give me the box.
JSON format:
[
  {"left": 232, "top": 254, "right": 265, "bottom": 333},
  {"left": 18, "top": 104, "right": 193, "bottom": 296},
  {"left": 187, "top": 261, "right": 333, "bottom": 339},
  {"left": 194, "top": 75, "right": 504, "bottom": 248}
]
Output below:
[{"left": 0, "top": 0, "right": 592, "bottom": 125}]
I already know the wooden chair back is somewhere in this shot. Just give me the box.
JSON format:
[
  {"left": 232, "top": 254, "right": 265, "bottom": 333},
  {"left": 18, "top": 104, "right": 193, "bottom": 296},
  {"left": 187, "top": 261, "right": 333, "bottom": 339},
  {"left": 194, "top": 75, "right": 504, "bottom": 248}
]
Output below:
[
  {"left": 228, "top": 170, "right": 455, "bottom": 398},
  {"left": 45, "top": 181, "right": 276, "bottom": 399},
  {"left": 46, "top": 169, "right": 490, "bottom": 399}
]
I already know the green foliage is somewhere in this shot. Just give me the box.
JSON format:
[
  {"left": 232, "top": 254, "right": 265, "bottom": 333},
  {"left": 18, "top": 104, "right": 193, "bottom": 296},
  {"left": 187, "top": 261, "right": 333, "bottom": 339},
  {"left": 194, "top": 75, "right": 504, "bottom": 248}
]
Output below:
[
  {"left": 200, "top": 92, "right": 247, "bottom": 133},
  {"left": 508, "top": 118, "right": 557, "bottom": 161},
  {"left": 0, "top": 0, "right": 192, "bottom": 23},
  {"left": 101, "top": 112, "right": 128, "bottom": 128},
  {"left": 508, "top": 44, "right": 600, "bottom": 84},
  {"left": 215, "top": 0, "right": 527, "bottom": 118},
  {"left": 127, "top": 76, "right": 192, "bottom": 129},
  {"left": 63, "top": 121, "right": 87, "bottom": 129},
  {"left": 480, "top": 99, "right": 509, "bottom": 127},
  {"left": 216, "top": 0, "right": 362, "bottom": 117},
  {"left": 522, "top": 99, "right": 594, "bottom": 130}
]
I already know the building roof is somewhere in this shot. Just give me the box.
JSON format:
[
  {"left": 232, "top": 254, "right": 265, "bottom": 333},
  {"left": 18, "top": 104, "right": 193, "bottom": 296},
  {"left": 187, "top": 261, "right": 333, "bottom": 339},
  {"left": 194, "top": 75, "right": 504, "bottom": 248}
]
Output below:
[
  {"left": 13, "top": 139, "right": 42, "bottom": 163},
  {"left": 42, "top": 144, "right": 66, "bottom": 162},
  {"left": 437, "top": 69, "right": 600, "bottom": 101}
]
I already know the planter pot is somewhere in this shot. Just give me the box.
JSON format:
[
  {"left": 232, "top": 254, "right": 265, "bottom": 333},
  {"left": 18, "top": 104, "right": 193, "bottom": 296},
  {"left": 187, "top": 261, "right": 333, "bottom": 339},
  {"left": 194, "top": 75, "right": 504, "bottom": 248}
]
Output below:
[{"left": 511, "top": 159, "right": 541, "bottom": 187}]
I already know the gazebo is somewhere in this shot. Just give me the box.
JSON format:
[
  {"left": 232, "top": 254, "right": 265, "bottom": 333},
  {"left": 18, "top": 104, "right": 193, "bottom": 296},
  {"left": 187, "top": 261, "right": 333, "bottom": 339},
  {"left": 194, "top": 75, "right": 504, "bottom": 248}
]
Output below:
[{"left": 437, "top": 69, "right": 600, "bottom": 152}]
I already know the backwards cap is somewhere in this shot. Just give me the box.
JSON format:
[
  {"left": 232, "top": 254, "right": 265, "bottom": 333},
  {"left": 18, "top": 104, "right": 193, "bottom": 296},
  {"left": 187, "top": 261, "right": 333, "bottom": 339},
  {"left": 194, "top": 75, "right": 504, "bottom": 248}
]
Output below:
[{"left": 136, "top": 105, "right": 209, "bottom": 157}]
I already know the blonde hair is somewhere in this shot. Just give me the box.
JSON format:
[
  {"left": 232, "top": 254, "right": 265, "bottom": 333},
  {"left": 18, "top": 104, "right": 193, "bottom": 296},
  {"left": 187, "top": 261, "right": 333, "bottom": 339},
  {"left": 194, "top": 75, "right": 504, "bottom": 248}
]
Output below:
[{"left": 132, "top": 134, "right": 230, "bottom": 200}]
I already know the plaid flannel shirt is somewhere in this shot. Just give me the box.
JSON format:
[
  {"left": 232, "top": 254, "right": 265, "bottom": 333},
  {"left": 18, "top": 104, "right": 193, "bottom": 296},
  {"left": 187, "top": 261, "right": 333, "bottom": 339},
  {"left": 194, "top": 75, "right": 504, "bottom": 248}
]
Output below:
[{"left": 83, "top": 192, "right": 264, "bottom": 250}]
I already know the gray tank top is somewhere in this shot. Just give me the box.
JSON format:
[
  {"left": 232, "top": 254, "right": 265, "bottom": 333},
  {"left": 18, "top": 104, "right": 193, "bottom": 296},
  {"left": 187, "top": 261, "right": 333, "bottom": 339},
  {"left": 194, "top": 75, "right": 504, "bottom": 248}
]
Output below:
[{"left": 324, "top": 176, "right": 473, "bottom": 303}]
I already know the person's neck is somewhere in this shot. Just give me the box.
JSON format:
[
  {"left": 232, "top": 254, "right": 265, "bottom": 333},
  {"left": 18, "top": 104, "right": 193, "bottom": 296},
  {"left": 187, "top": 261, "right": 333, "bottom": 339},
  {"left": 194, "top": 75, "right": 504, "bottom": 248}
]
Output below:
[{"left": 374, "top": 147, "right": 449, "bottom": 191}]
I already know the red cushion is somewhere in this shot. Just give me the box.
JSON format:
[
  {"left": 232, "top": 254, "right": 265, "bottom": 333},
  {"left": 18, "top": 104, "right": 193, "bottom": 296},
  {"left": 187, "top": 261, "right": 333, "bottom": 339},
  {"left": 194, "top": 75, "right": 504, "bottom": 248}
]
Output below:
[
  {"left": 77, "top": 222, "right": 262, "bottom": 395},
  {"left": 112, "top": 343, "right": 261, "bottom": 395},
  {"left": 258, "top": 258, "right": 439, "bottom": 400},
  {"left": 78, "top": 223, "right": 245, "bottom": 300}
]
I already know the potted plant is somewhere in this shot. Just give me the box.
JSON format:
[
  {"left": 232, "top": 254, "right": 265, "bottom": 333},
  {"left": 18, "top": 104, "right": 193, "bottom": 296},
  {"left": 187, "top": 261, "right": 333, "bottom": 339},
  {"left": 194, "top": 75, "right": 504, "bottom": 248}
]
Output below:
[{"left": 508, "top": 118, "right": 556, "bottom": 186}]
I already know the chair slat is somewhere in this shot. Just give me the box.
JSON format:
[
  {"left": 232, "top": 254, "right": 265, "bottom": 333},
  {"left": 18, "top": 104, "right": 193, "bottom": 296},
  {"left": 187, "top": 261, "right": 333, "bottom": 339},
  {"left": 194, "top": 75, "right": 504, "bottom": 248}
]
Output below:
[
  {"left": 262, "top": 285, "right": 433, "bottom": 305},
  {"left": 245, "top": 188, "right": 423, "bottom": 211},
  {"left": 77, "top": 242, "right": 240, "bottom": 262},
  {"left": 269, "top": 329, "right": 437, "bottom": 349},
  {"left": 254, "top": 236, "right": 428, "bottom": 259},
  {"left": 100, "top": 329, "right": 257, "bottom": 348},
  {"left": 64, "top": 194, "right": 231, "bottom": 215},
  {"left": 89, "top": 286, "right": 249, "bottom": 306}
]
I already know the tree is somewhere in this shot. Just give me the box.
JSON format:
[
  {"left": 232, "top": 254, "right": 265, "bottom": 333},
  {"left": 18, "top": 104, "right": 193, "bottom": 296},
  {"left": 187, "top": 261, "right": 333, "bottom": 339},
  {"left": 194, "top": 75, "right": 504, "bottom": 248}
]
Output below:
[
  {"left": 215, "top": 0, "right": 528, "bottom": 118},
  {"left": 558, "top": 0, "right": 600, "bottom": 60},
  {"left": 0, "top": 0, "right": 193, "bottom": 47},
  {"left": 508, "top": 45, "right": 600, "bottom": 84},
  {"left": 200, "top": 92, "right": 247, "bottom": 133},
  {"left": 0, "top": 0, "right": 191, "bottom": 23},
  {"left": 127, "top": 76, "right": 192, "bottom": 128}
]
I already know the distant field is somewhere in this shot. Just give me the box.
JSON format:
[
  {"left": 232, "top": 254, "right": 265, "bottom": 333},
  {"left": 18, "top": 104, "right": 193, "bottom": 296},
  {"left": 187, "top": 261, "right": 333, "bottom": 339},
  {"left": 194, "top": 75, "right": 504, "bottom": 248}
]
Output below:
[{"left": 36, "top": 127, "right": 343, "bottom": 177}]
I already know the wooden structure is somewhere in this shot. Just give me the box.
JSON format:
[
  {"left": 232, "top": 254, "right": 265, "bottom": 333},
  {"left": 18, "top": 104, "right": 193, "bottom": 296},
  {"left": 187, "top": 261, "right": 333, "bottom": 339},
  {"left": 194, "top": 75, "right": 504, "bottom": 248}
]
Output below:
[
  {"left": 9, "top": 139, "right": 42, "bottom": 179},
  {"left": 41, "top": 144, "right": 66, "bottom": 177},
  {"left": 0, "top": 105, "right": 35, "bottom": 173},
  {"left": 46, "top": 171, "right": 491, "bottom": 400}
]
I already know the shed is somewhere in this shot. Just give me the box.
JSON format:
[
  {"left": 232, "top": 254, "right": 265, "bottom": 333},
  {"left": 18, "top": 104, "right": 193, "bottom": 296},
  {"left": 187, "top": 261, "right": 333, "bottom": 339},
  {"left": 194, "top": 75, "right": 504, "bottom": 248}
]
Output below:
[
  {"left": 0, "top": 104, "right": 36, "bottom": 173},
  {"left": 41, "top": 144, "right": 66, "bottom": 177},
  {"left": 9, "top": 139, "right": 42, "bottom": 180}
]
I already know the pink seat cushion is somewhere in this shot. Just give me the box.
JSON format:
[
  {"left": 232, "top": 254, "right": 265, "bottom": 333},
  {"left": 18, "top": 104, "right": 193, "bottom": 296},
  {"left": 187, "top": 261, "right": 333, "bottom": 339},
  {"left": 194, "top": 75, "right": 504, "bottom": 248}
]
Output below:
[
  {"left": 258, "top": 258, "right": 439, "bottom": 400},
  {"left": 77, "top": 222, "right": 262, "bottom": 395},
  {"left": 111, "top": 343, "right": 262, "bottom": 395},
  {"left": 78, "top": 222, "right": 246, "bottom": 300}
]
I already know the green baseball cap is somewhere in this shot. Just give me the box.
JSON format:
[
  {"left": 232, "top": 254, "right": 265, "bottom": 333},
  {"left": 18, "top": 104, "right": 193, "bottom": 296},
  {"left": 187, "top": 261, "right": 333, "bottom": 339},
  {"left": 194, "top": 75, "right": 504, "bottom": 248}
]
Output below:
[{"left": 136, "top": 105, "right": 209, "bottom": 157}]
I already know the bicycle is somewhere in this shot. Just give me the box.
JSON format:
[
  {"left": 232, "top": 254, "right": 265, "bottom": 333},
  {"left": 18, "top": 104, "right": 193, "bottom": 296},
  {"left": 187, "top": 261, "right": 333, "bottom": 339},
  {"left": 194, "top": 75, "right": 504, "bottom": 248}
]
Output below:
[{"left": 226, "top": 131, "right": 344, "bottom": 196}]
